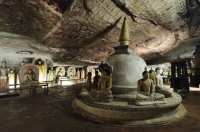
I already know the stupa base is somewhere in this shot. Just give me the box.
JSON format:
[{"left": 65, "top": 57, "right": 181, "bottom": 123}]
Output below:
[{"left": 72, "top": 92, "right": 186, "bottom": 126}]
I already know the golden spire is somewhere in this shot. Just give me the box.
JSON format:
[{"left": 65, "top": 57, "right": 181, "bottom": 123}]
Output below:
[{"left": 119, "top": 17, "right": 130, "bottom": 46}]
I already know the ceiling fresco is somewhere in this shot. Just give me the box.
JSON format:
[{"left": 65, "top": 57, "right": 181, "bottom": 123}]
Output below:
[{"left": 0, "top": 0, "right": 200, "bottom": 66}]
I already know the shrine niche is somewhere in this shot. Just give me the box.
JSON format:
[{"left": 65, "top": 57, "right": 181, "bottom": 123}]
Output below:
[
  {"left": 67, "top": 66, "right": 76, "bottom": 78},
  {"left": 162, "top": 69, "right": 169, "bottom": 78},
  {"left": 55, "top": 66, "right": 65, "bottom": 84},
  {"left": 55, "top": 67, "right": 65, "bottom": 77},
  {"left": 32, "top": 58, "right": 47, "bottom": 82},
  {"left": 87, "top": 66, "right": 95, "bottom": 79},
  {"left": 162, "top": 69, "right": 169, "bottom": 83},
  {"left": 18, "top": 64, "right": 39, "bottom": 87}
]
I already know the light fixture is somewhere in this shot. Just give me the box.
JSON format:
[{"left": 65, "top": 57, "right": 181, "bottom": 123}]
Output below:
[{"left": 16, "top": 51, "right": 33, "bottom": 54}]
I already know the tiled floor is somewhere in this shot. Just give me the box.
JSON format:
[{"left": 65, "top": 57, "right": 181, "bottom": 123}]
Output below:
[{"left": 0, "top": 83, "right": 200, "bottom": 132}]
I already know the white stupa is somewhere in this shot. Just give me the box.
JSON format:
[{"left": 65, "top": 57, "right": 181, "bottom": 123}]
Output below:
[{"left": 106, "top": 17, "right": 147, "bottom": 99}]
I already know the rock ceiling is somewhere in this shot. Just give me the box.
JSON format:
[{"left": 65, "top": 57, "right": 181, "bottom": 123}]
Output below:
[{"left": 0, "top": 0, "right": 200, "bottom": 66}]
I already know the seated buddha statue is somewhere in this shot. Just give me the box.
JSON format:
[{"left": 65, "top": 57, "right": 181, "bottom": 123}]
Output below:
[
  {"left": 77, "top": 72, "right": 92, "bottom": 97},
  {"left": 155, "top": 67, "right": 173, "bottom": 96},
  {"left": 97, "top": 70, "right": 112, "bottom": 94},
  {"left": 25, "top": 69, "right": 36, "bottom": 81},
  {"left": 91, "top": 70, "right": 112, "bottom": 93},
  {"left": 57, "top": 68, "right": 64, "bottom": 77},
  {"left": 149, "top": 68, "right": 156, "bottom": 91},
  {"left": 135, "top": 71, "right": 165, "bottom": 106},
  {"left": 149, "top": 68, "right": 155, "bottom": 80},
  {"left": 55, "top": 68, "right": 64, "bottom": 84},
  {"left": 90, "top": 62, "right": 113, "bottom": 101}
]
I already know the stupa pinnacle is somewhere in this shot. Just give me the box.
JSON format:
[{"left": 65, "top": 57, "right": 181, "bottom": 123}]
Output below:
[
  {"left": 119, "top": 17, "right": 130, "bottom": 46},
  {"left": 113, "top": 17, "right": 133, "bottom": 54}
]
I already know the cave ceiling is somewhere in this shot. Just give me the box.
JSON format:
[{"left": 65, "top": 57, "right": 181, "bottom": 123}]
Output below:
[{"left": 0, "top": 0, "right": 200, "bottom": 66}]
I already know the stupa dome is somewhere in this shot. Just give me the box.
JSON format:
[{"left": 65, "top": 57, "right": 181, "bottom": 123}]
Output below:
[{"left": 106, "top": 52, "right": 146, "bottom": 89}]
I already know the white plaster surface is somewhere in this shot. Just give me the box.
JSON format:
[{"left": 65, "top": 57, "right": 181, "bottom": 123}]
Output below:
[{"left": 106, "top": 53, "right": 147, "bottom": 88}]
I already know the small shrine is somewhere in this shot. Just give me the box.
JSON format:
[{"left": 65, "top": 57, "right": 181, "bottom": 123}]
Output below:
[
  {"left": 55, "top": 66, "right": 65, "bottom": 84},
  {"left": 18, "top": 64, "right": 39, "bottom": 87},
  {"left": 170, "top": 56, "right": 189, "bottom": 92},
  {"left": 87, "top": 66, "right": 95, "bottom": 79},
  {"left": 67, "top": 66, "right": 76, "bottom": 78}
]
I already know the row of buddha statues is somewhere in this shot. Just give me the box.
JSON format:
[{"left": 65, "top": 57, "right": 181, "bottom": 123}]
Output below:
[
  {"left": 52, "top": 66, "right": 98, "bottom": 84},
  {"left": 83, "top": 62, "right": 173, "bottom": 105},
  {"left": 0, "top": 58, "right": 98, "bottom": 90},
  {"left": 24, "top": 60, "right": 96, "bottom": 83},
  {"left": 0, "top": 59, "right": 43, "bottom": 90},
  {"left": 136, "top": 67, "right": 173, "bottom": 105}
]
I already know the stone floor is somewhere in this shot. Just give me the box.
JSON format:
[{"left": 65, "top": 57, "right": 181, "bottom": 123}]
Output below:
[{"left": 0, "top": 83, "right": 200, "bottom": 132}]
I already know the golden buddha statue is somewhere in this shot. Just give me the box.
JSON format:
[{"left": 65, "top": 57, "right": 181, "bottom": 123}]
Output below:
[
  {"left": 97, "top": 70, "right": 112, "bottom": 93},
  {"left": 149, "top": 68, "right": 155, "bottom": 82},
  {"left": 69, "top": 68, "right": 74, "bottom": 78},
  {"left": 57, "top": 68, "right": 64, "bottom": 77},
  {"left": 91, "top": 62, "right": 113, "bottom": 95},
  {"left": 36, "top": 59, "right": 45, "bottom": 81},
  {"left": 149, "top": 68, "right": 156, "bottom": 91},
  {"left": 8, "top": 69, "right": 15, "bottom": 85}
]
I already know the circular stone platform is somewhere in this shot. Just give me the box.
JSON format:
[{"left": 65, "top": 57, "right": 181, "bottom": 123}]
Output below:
[{"left": 72, "top": 92, "right": 186, "bottom": 126}]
